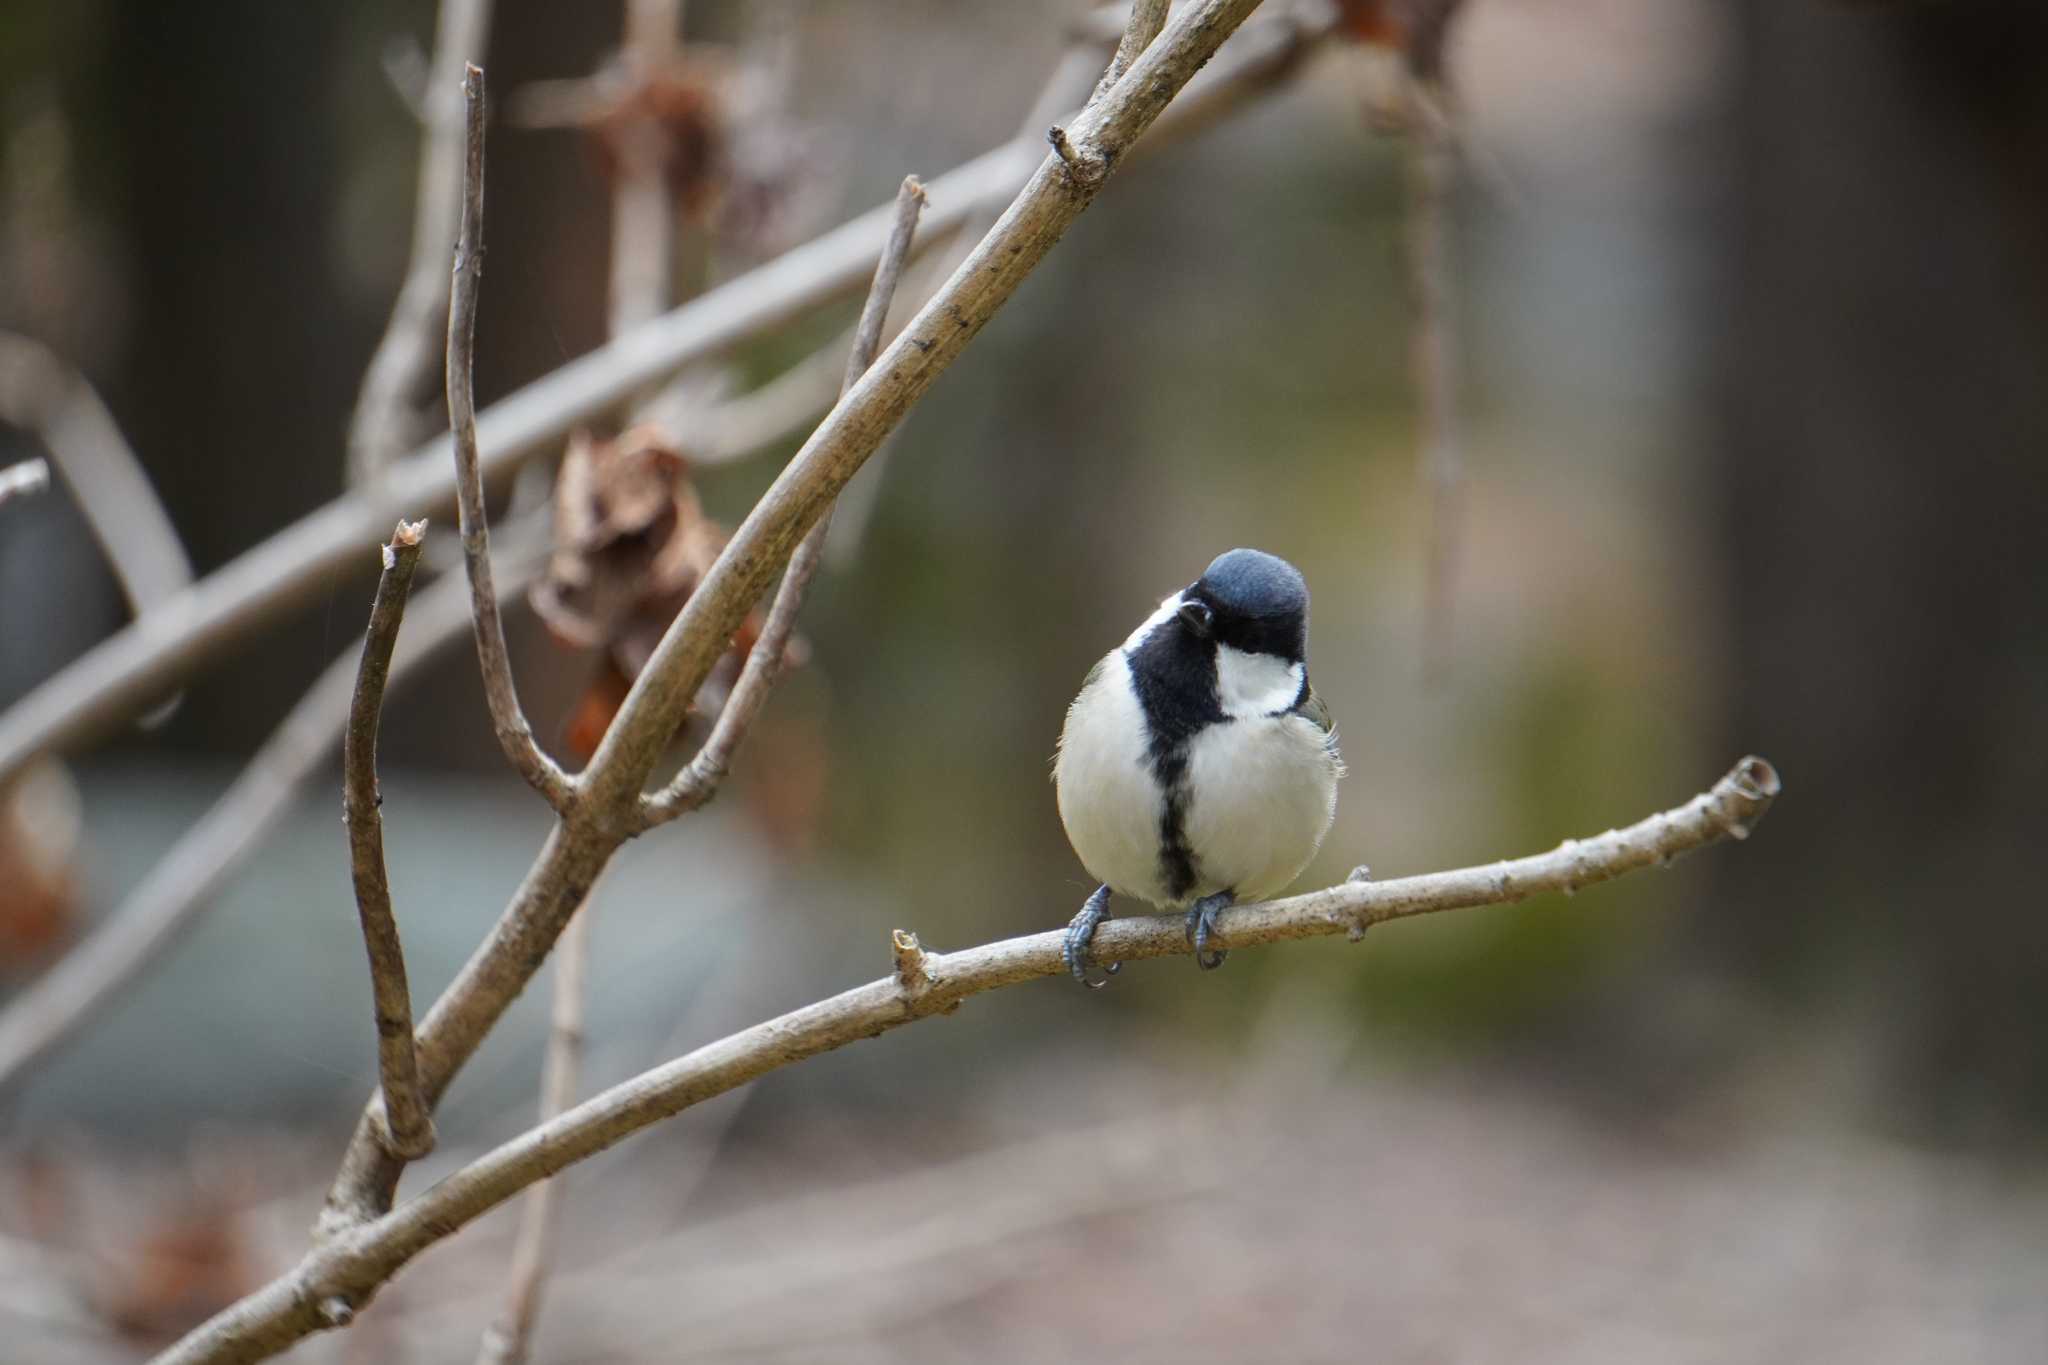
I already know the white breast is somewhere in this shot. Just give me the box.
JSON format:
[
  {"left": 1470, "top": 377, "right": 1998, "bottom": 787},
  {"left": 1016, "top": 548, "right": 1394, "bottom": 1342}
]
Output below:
[
  {"left": 1054, "top": 651, "right": 1169, "bottom": 903},
  {"left": 1180, "top": 712, "right": 1341, "bottom": 904}
]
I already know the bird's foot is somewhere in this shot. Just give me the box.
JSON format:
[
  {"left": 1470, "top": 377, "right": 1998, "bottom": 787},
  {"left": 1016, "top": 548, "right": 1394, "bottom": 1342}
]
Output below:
[
  {"left": 1063, "top": 884, "right": 1119, "bottom": 989},
  {"left": 1184, "top": 890, "right": 1234, "bottom": 970}
]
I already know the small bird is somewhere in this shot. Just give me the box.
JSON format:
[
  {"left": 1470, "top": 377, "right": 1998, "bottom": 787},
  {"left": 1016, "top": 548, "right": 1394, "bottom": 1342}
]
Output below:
[{"left": 1055, "top": 548, "right": 1342, "bottom": 986}]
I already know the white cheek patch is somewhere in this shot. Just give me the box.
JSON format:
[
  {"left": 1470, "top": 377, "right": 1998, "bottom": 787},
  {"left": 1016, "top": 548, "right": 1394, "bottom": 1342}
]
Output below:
[
  {"left": 1214, "top": 645, "right": 1303, "bottom": 719},
  {"left": 1121, "top": 590, "right": 1186, "bottom": 651}
]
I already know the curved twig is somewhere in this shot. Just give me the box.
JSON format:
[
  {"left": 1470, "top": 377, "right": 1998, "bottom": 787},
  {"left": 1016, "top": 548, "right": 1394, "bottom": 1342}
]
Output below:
[
  {"left": 344, "top": 520, "right": 436, "bottom": 1161},
  {"left": 446, "top": 65, "right": 574, "bottom": 810},
  {"left": 156, "top": 756, "right": 1780, "bottom": 1365}
]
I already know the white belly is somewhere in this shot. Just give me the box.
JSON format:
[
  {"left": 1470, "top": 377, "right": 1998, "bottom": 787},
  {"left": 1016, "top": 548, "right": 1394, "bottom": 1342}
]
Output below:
[
  {"left": 1180, "top": 712, "right": 1341, "bottom": 903},
  {"left": 1055, "top": 652, "right": 1171, "bottom": 903},
  {"left": 1056, "top": 652, "right": 1342, "bottom": 907}
]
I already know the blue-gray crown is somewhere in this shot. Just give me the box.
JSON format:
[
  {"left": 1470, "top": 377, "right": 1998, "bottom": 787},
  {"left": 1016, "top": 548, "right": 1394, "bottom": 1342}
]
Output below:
[{"left": 1186, "top": 548, "right": 1309, "bottom": 661}]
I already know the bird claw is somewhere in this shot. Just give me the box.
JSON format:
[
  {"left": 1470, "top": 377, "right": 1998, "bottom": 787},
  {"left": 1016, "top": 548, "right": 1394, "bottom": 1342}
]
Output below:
[
  {"left": 1185, "top": 891, "right": 1234, "bottom": 970},
  {"left": 1064, "top": 885, "right": 1119, "bottom": 989}
]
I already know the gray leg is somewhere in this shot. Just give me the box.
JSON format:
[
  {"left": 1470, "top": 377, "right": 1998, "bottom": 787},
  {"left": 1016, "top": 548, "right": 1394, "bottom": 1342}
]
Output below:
[
  {"left": 1184, "top": 890, "right": 1234, "bottom": 970},
  {"left": 1063, "top": 884, "right": 1119, "bottom": 989}
]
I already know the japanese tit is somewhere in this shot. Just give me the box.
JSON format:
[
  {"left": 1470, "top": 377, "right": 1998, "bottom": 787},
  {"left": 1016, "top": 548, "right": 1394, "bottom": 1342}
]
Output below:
[{"left": 1055, "top": 548, "right": 1342, "bottom": 986}]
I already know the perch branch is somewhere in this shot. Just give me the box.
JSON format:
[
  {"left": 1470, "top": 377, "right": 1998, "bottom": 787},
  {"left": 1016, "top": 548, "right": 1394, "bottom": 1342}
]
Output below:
[
  {"left": 447, "top": 65, "right": 573, "bottom": 810},
  {"left": 315, "top": 0, "right": 1289, "bottom": 1243},
  {"left": 474, "top": 884, "right": 595, "bottom": 1365},
  {"left": 157, "top": 756, "right": 1780, "bottom": 1365},
  {"left": 344, "top": 520, "right": 436, "bottom": 1161},
  {"left": 0, "top": 524, "right": 547, "bottom": 1096},
  {"left": 639, "top": 175, "right": 927, "bottom": 829},
  {"left": 0, "top": 3, "right": 1329, "bottom": 785},
  {"left": 346, "top": 0, "right": 496, "bottom": 485}
]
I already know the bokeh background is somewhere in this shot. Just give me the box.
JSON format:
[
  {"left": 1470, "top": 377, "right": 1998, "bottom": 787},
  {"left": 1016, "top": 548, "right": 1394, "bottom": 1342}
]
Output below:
[{"left": 2, "top": 1, "right": 2045, "bottom": 1360}]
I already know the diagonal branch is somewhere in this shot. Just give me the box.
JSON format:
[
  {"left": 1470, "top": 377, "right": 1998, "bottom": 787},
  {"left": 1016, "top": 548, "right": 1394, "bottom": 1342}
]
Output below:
[
  {"left": 347, "top": 0, "right": 496, "bottom": 486},
  {"left": 0, "top": 4, "right": 1330, "bottom": 786},
  {"left": 638, "top": 174, "right": 928, "bottom": 830},
  {"left": 315, "top": 0, "right": 1296, "bottom": 1243},
  {"left": 447, "top": 64, "right": 574, "bottom": 811},
  {"left": 156, "top": 756, "right": 1780, "bottom": 1365},
  {"left": 344, "top": 519, "right": 436, "bottom": 1161},
  {"left": 579, "top": 0, "right": 1277, "bottom": 820}
]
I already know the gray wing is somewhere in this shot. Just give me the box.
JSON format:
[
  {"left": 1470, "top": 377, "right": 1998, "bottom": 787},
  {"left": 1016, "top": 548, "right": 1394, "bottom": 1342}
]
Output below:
[{"left": 1291, "top": 681, "right": 1334, "bottom": 735}]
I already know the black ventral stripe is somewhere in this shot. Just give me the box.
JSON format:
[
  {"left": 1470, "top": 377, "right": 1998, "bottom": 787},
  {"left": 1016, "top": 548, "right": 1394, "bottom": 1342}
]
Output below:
[{"left": 1124, "top": 617, "right": 1225, "bottom": 903}]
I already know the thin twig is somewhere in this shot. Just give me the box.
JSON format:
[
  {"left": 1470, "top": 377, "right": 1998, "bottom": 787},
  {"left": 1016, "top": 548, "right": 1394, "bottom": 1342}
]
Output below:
[
  {"left": 158, "top": 756, "right": 1780, "bottom": 1365},
  {"left": 0, "top": 5, "right": 1330, "bottom": 786},
  {"left": 314, "top": 0, "right": 1294, "bottom": 1243},
  {"left": 0, "top": 523, "right": 548, "bottom": 1097},
  {"left": 1406, "top": 79, "right": 1462, "bottom": 675},
  {"left": 475, "top": 884, "right": 595, "bottom": 1365},
  {"left": 1089, "top": 0, "right": 1171, "bottom": 106},
  {"left": 347, "top": 0, "right": 497, "bottom": 486},
  {"left": 447, "top": 64, "right": 574, "bottom": 811},
  {"left": 607, "top": 0, "right": 683, "bottom": 337},
  {"left": 639, "top": 175, "right": 927, "bottom": 829},
  {"left": 0, "top": 335, "right": 193, "bottom": 707},
  {"left": 0, "top": 457, "right": 49, "bottom": 506},
  {"left": 476, "top": 5, "right": 685, "bottom": 1352},
  {"left": 583, "top": 0, "right": 1273, "bottom": 817},
  {"left": 344, "top": 519, "right": 436, "bottom": 1161}
]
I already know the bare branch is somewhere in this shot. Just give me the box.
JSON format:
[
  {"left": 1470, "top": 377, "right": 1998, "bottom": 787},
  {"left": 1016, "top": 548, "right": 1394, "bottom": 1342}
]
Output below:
[
  {"left": 0, "top": 5, "right": 1330, "bottom": 786},
  {"left": 447, "top": 64, "right": 574, "bottom": 811},
  {"left": 1090, "top": 0, "right": 1171, "bottom": 106},
  {"left": 582, "top": 0, "right": 1276, "bottom": 820},
  {"left": 0, "top": 524, "right": 547, "bottom": 1096},
  {"left": 608, "top": 0, "right": 683, "bottom": 337},
  {"left": 347, "top": 0, "right": 496, "bottom": 485},
  {"left": 0, "top": 456, "right": 49, "bottom": 506},
  {"left": 475, "top": 887, "right": 595, "bottom": 1365},
  {"left": 157, "top": 757, "right": 1780, "bottom": 1365},
  {"left": 0, "top": 334, "right": 194, "bottom": 682},
  {"left": 314, "top": 0, "right": 1308, "bottom": 1243},
  {"left": 639, "top": 175, "right": 927, "bottom": 829},
  {"left": 1405, "top": 81, "right": 1462, "bottom": 674},
  {"left": 344, "top": 519, "right": 436, "bottom": 1161}
]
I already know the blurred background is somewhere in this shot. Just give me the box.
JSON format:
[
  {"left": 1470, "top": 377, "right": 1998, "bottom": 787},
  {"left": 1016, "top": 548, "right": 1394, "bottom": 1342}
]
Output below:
[{"left": 2, "top": 0, "right": 2046, "bottom": 1360}]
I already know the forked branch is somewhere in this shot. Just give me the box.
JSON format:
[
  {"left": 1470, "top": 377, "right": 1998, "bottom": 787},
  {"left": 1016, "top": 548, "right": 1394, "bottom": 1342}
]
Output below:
[
  {"left": 638, "top": 174, "right": 929, "bottom": 829},
  {"left": 157, "top": 756, "right": 1779, "bottom": 1365}
]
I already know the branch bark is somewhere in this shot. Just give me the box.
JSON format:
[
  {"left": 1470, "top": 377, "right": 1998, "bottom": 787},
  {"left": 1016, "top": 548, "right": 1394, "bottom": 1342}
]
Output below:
[
  {"left": 580, "top": 0, "right": 1276, "bottom": 821},
  {"left": 474, "top": 884, "right": 593, "bottom": 1365},
  {"left": 155, "top": 755, "right": 1780, "bottom": 1365},
  {"left": 446, "top": 65, "right": 573, "bottom": 811},
  {"left": 313, "top": 0, "right": 1296, "bottom": 1247},
  {"left": 346, "top": 0, "right": 496, "bottom": 485},
  {"left": 0, "top": 4, "right": 1330, "bottom": 786},
  {"left": 638, "top": 175, "right": 927, "bottom": 829},
  {"left": 344, "top": 519, "right": 436, "bottom": 1161},
  {"left": 0, "top": 523, "right": 547, "bottom": 1096}
]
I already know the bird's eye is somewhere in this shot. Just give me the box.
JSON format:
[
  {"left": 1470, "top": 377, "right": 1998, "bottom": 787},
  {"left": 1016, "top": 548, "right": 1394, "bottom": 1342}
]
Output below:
[{"left": 1178, "top": 599, "right": 1213, "bottom": 638}]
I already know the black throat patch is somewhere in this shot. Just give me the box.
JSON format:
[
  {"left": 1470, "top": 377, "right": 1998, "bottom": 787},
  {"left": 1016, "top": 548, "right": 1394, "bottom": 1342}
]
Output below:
[{"left": 1124, "top": 619, "right": 1225, "bottom": 902}]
